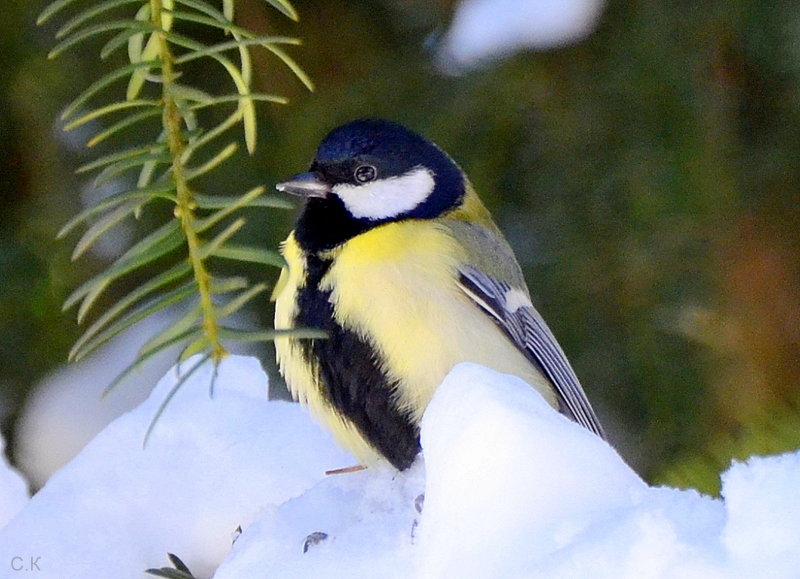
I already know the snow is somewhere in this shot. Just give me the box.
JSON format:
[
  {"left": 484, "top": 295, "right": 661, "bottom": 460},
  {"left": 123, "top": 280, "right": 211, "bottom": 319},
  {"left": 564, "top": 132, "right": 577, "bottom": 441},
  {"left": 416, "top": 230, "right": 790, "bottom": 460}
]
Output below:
[
  {"left": 215, "top": 461, "right": 424, "bottom": 578},
  {"left": 721, "top": 452, "right": 800, "bottom": 576},
  {"left": 14, "top": 312, "right": 184, "bottom": 488},
  {"left": 417, "top": 363, "right": 647, "bottom": 577},
  {"left": 0, "top": 435, "right": 28, "bottom": 529},
  {"left": 2, "top": 355, "right": 800, "bottom": 578},
  {"left": 1, "top": 356, "right": 353, "bottom": 578},
  {"left": 440, "top": 0, "right": 606, "bottom": 70},
  {"left": 14, "top": 309, "right": 259, "bottom": 488}
]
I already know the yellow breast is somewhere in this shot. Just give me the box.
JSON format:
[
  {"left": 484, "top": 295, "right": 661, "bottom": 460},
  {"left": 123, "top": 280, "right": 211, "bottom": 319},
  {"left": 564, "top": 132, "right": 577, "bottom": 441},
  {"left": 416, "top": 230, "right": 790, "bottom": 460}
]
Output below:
[{"left": 321, "top": 220, "right": 554, "bottom": 422}]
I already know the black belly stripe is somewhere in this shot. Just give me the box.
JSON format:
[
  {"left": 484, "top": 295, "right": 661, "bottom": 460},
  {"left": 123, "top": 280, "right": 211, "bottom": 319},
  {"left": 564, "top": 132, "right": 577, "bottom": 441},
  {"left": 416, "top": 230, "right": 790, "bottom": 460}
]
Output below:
[{"left": 294, "top": 253, "right": 420, "bottom": 470}]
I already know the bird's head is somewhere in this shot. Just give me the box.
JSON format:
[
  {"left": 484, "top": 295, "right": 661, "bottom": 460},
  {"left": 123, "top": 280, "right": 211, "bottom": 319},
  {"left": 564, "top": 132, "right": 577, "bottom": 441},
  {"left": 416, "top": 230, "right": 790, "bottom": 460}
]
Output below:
[{"left": 277, "top": 119, "right": 468, "bottom": 251}]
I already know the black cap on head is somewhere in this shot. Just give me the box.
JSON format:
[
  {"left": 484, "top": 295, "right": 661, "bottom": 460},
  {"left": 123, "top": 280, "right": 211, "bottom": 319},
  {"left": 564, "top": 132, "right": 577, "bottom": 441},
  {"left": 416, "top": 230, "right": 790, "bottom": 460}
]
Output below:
[{"left": 284, "top": 119, "right": 466, "bottom": 251}]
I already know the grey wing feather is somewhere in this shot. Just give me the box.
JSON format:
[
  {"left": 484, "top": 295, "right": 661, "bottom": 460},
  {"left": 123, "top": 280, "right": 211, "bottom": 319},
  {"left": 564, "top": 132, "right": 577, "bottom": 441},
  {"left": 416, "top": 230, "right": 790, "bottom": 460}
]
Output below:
[{"left": 458, "top": 264, "right": 606, "bottom": 439}]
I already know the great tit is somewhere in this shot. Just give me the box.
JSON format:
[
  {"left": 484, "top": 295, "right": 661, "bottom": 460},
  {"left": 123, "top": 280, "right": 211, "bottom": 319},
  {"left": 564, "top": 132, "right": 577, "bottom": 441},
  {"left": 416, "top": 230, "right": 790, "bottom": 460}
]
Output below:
[{"left": 272, "top": 119, "right": 605, "bottom": 470}]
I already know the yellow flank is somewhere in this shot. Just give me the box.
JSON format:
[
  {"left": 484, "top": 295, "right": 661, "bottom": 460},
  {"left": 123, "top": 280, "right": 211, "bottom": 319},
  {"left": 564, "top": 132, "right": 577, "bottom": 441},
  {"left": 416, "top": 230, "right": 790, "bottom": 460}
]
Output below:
[{"left": 323, "top": 220, "right": 556, "bottom": 423}]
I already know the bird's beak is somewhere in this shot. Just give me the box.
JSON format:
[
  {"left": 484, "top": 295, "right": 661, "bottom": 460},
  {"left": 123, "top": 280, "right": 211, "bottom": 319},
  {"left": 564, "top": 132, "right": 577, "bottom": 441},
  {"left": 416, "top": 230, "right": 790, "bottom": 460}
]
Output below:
[{"left": 275, "top": 172, "right": 331, "bottom": 199}]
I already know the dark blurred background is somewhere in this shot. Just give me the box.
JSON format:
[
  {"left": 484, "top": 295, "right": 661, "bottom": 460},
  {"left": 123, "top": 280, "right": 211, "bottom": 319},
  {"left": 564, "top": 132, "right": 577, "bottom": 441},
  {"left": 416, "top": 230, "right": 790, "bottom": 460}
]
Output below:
[{"left": 2, "top": 0, "right": 799, "bottom": 494}]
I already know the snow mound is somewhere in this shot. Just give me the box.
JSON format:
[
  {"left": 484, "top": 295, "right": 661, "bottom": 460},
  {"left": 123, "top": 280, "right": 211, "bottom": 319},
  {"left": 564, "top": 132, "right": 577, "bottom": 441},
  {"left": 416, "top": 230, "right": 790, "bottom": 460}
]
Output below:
[
  {"left": 1, "top": 356, "right": 353, "bottom": 577},
  {"left": 14, "top": 312, "right": 183, "bottom": 488},
  {"left": 2, "top": 356, "right": 799, "bottom": 578}
]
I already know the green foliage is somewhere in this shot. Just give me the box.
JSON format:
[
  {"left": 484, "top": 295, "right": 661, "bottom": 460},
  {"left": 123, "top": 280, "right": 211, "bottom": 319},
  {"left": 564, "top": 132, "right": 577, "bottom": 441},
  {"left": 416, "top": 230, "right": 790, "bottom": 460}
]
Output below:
[
  {"left": 658, "top": 395, "right": 800, "bottom": 496},
  {"left": 38, "top": 0, "right": 311, "bottom": 366},
  {"left": 145, "top": 552, "right": 196, "bottom": 578},
  {"left": 37, "top": 0, "right": 312, "bottom": 399}
]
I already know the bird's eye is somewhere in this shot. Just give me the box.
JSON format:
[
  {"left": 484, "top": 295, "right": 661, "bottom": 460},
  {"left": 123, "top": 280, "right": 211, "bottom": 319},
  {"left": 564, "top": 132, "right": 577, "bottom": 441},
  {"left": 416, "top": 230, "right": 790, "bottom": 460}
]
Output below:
[{"left": 354, "top": 164, "right": 377, "bottom": 183}]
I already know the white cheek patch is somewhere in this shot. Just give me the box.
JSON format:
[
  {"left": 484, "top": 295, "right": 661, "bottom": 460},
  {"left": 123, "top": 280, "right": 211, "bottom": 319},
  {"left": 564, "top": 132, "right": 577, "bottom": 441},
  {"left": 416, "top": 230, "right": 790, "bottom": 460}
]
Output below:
[
  {"left": 504, "top": 287, "right": 532, "bottom": 313},
  {"left": 332, "top": 166, "right": 435, "bottom": 220}
]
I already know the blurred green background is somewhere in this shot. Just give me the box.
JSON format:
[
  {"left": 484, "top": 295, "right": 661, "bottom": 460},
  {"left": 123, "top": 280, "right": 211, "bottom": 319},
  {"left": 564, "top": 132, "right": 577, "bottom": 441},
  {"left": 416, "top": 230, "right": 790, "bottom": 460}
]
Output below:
[{"left": 2, "top": 0, "right": 799, "bottom": 494}]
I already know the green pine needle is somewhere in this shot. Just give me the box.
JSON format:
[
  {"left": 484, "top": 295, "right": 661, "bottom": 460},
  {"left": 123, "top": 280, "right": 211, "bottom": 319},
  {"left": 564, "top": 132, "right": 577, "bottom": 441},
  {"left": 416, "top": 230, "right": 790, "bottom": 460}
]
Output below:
[{"left": 42, "top": 0, "right": 312, "bottom": 440}]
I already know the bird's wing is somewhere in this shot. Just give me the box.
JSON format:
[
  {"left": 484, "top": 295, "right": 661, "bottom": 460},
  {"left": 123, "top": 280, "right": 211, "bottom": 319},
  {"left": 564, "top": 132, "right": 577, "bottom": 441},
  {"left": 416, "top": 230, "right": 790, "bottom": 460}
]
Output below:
[{"left": 457, "top": 264, "right": 606, "bottom": 439}]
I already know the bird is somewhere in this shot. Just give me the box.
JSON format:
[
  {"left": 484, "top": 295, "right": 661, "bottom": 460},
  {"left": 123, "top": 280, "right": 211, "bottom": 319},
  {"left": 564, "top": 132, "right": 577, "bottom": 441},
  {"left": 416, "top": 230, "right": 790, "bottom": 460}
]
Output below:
[{"left": 272, "top": 119, "right": 605, "bottom": 471}]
